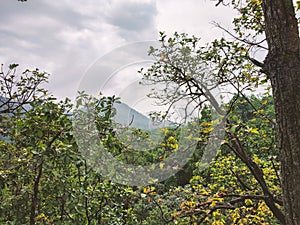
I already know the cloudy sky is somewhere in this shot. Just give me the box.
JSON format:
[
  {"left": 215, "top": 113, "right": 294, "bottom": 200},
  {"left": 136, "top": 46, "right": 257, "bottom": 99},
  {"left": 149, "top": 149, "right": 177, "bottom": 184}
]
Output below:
[{"left": 0, "top": 0, "right": 236, "bottom": 100}]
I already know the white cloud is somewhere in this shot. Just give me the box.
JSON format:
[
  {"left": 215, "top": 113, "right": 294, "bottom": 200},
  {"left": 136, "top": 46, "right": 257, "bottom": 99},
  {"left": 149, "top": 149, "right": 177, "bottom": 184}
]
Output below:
[
  {"left": 0, "top": 0, "right": 236, "bottom": 100},
  {"left": 156, "top": 0, "right": 237, "bottom": 43}
]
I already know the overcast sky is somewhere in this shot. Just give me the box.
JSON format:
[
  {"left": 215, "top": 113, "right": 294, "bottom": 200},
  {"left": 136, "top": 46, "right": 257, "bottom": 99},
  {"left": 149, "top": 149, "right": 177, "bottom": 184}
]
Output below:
[{"left": 0, "top": 0, "right": 236, "bottom": 100}]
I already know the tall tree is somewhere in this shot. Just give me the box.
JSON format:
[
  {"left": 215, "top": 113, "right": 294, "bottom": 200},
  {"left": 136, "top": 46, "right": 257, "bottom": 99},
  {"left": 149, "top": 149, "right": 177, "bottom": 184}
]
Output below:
[
  {"left": 261, "top": 0, "right": 300, "bottom": 224},
  {"left": 140, "top": 0, "right": 300, "bottom": 223}
]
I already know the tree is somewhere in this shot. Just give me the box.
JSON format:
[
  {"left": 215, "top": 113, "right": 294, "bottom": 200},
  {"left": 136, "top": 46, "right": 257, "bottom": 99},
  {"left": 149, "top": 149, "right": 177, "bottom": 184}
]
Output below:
[
  {"left": 224, "top": 0, "right": 300, "bottom": 223},
  {"left": 261, "top": 1, "right": 300, "bottom": 224},
  {"left": 0, "top": 65, "right": 141, "bottom": 224},
  {"left": 131, "top": 95, "right": 282, "bottom": 224},
  {"left": 207, "top": 1, "right": 300, "bottom": 223},
  {"left": 139, "top": 32, "right": 284, "bottom": 223},
  {"left": 138, "top": 0, "right": 300, "bottom": 223}
]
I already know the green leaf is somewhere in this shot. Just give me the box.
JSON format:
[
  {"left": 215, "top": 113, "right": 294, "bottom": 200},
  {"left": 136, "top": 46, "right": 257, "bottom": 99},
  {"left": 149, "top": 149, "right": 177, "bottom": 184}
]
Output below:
[{"left": 9, "top": 64, "right": 19, "bottom": 70}]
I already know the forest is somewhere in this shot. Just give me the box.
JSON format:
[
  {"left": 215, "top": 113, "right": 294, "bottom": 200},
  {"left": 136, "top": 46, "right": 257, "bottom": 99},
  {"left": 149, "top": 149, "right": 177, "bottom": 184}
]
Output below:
[{"left": 1, "top": 0, "right": 300, "bottom": 224}]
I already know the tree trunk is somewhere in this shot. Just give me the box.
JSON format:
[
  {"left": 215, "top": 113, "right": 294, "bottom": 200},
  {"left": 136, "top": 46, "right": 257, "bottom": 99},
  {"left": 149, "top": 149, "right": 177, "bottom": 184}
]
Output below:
[
  {"left": 262, "top": 1, "right": 300, "bottom": 224},
  {"left": 30, "top": 160, "right": 43, "bottom": 225}
]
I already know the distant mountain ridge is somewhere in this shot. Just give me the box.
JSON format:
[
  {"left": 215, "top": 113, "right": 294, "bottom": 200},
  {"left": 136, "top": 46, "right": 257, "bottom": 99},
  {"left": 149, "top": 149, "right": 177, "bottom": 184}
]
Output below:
[
  {"left": 113, "top": 102, "right": 156, "bottom": 131},
  {"left": 0, "top": 96, "right": 174, "bottom": 141},
  {"left": 113, "top": 102, "right": 174, "bottom": 131}
]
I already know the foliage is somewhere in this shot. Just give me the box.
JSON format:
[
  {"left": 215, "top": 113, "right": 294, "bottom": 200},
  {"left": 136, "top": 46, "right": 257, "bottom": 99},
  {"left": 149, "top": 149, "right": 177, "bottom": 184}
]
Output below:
[
  {"left": 0, "top": 64, "right": 281, "bottom": 224},
  {"left": 4, "top": 0, "right": 300, "bottom": 224},
  {"left": 0, "top": 65, "right": 140, "bottom": 224}
]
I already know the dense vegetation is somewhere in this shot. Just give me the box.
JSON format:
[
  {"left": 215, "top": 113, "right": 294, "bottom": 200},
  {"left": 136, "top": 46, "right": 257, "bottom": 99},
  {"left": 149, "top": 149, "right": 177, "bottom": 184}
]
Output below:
[
  {"left": 0, "top": 59, "right": 280, "bottom": 225},
  {"left": 2, "top": 0, "right": 300, "bottom": 224}
]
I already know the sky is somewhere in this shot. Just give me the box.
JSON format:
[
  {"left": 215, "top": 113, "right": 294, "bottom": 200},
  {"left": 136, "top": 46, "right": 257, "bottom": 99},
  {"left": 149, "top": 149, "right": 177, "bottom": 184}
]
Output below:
[{"left": 0, "top": 0, "right": 237, "bottom": 100}]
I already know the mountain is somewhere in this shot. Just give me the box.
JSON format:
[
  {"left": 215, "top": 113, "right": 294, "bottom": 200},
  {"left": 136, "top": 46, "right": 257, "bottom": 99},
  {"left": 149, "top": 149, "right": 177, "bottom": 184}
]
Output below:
[
  {"left": 0, "top": 96, "right": 175, "bottom": 141},
  {"left": 113, "top": 102, "right": 175, "bottom": 131}
]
